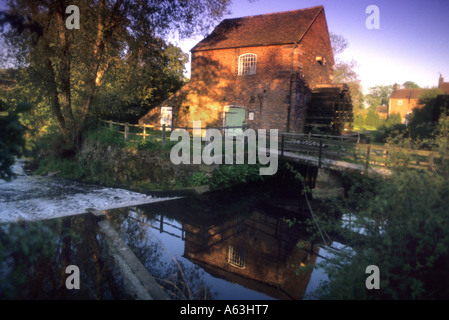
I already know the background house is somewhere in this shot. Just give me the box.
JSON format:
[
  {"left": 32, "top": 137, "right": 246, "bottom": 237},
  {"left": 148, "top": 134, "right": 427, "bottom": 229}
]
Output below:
[
  {"left": 389, "top": 86, "right": 424, "bottom": 123},
  {"left": 389, "top": 75, "right": 449, "bottom": 123},
  {"left": 139, "top": 6, "right": 353, "bottom": 134}
]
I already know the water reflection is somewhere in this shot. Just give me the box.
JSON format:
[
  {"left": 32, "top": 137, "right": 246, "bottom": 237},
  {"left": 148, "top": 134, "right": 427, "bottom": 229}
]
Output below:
[
  {"left": 105, "top": 192, "right": 322, "bottom": 300},
  {"left": 1, "top": 187, "right": 326, "bottom": 300},
  {"left": 0, "top": 214, "right": 131, "bottom": 300}
]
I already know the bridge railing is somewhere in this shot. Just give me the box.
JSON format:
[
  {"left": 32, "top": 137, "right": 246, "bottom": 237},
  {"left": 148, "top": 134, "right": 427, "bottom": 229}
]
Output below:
[
  {"left": 279, "top": 132, "right": 440, "bottom": 171},
  {"left": 97, "top": 120, "right": 440, "bottom": 172}
]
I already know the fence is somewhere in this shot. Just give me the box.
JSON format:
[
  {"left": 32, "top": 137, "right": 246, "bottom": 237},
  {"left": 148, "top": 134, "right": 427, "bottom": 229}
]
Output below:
[
  {"left": 279, "top": 132, "right": 440, "bottom": 172},
  {"left": 97, "top": 119, "right": 249, "bottom": 144},
  {"left": 98, "top": 119, "right": 440, "bottom": 172}
]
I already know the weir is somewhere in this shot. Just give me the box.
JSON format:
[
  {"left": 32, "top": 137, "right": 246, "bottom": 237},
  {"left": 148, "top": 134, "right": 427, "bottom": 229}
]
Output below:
[{"left": 87, "top": 208, "right": 170, "bottom": 300}]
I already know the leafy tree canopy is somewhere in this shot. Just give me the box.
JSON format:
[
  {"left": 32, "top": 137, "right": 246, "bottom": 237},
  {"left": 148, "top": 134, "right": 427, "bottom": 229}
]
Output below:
[
  {"left": 0, "top": 100, "right": 29, "bottom": 181},
  {"left": 0, "top": 0, "right": 232, "bottom": 147},
  {"left": 402, "top": 81, "right": 420, "bottom": 89},
  {"left": 364, "top": 85, "right": 393, "bottom": 110}
]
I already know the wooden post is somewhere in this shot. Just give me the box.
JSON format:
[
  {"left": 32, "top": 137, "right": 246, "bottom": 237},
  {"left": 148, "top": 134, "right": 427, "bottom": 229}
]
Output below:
[
  {"left": 365, "top": 145, "right": 371, "bottom": 172},
  {"left": 109, "top": 120, "right": 113, "bottom": 131},
  {"left": 318, "top": 140, "right": 323, "bottom": 168},
  {"left": 124, "top": 122, "right": 129, "bottom": 141},
  {"left": 281, "top": 134, "right": 285, "bottom": 158},
  {"left": 143, "top": 125, "right": 146, "bottom": 141},
  {"left": 162, "top": 124, "right": 166, "bottom": 146}
]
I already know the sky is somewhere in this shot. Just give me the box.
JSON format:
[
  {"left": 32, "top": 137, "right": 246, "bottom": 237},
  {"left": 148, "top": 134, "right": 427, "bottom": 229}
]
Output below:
[
  {"left": 1, "top": 0, "right": 448, "bottom": 93},
  {"left": 173, "top": 0, "right": 449, "bottom": 93}
]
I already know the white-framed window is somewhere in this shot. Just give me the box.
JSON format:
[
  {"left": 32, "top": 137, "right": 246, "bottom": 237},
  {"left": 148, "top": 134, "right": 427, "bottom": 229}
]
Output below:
[
  {"left": 398, "top": 100, "right": 403, "bottom": 106},
  {"left": 238, "top": 53, "right": 257, "bottom": 76}
]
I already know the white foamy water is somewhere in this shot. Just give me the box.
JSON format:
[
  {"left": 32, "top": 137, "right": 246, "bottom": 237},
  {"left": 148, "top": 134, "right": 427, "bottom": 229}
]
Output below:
[{"left": 0, "top": 160, "right": 175, "bottom": 223}]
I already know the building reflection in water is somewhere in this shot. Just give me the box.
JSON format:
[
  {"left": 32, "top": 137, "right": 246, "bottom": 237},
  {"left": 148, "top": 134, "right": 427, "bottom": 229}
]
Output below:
[
  {"left": 0, "top": 185, "right": 324, "bottom": 299},
  {"left": 113, "top": 193, "right": 322, "bottom": 300},
  {"left": 183, "top": 210, "right": 319, "bottom": 300}
]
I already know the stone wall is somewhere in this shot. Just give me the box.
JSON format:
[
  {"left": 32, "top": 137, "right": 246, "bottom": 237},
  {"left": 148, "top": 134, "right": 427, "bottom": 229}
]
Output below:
[{"left": 78, "top": 139, "right": 215, "bottom": 190}]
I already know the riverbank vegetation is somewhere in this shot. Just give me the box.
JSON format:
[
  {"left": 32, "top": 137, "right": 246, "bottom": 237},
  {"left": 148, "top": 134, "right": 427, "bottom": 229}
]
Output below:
[
  {"left": 309, "top": 101, "right": 449, "bottom": 299},
  {"left": 30, "top": 125, "right": 266, "bottom": 192}
]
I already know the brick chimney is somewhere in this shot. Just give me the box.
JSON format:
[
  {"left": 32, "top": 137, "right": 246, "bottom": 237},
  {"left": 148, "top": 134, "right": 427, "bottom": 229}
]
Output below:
[{"left": 439, "top": 74, "right": 444, "bottom": 88}]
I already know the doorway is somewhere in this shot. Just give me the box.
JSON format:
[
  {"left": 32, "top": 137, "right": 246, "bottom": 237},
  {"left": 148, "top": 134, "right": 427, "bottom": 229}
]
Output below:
[{"left": 224, "top": 106, "right": 246, "bottom": 136}]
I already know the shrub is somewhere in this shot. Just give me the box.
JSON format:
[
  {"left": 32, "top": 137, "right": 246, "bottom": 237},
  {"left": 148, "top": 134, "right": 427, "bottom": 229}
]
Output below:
[
  {"left": 210, "top": 164, "right": 263, "bottom": 190},
  {"left": 189, "top": 172, "right": 210, "bottom": 187}
]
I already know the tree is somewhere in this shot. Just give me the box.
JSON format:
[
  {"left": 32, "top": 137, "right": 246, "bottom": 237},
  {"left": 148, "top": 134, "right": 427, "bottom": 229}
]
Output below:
[
  {"left": 408, "top": 91, "right": 448, "bottom": 140},
  {"left": 0, "top": 101, "right": 28, "bottom": 181},
  {"left": 364, "top": 85, "right": 394, "bottom": 110},
  {"left": 329, "top": 33, "right": 349, "bottom": 57},
  {"left": 402, "top": 81, "right": 420, "bottom": 89},
  {"left": 330, "top": 32, "right": 364, "bottom": 111},
  {"left": 0, "top": 0, "right": 231, "bottom": 148},
  {"left": 92, "top": 39, "right": 189, "bottom": 123}
]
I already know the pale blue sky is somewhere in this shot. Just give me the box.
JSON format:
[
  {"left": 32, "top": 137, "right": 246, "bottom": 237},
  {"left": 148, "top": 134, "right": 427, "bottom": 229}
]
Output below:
[
  {"left": 175, "top": 0, "right": 449, "bottom": 92},
  {"left": 1, "top": 0, "right": 448, "bottom": 92}
]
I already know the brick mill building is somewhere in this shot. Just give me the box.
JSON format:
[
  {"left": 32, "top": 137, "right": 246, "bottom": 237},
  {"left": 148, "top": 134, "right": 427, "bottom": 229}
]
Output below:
[{"left": 139, "top": 5, "right": 353, "bottom": 134}]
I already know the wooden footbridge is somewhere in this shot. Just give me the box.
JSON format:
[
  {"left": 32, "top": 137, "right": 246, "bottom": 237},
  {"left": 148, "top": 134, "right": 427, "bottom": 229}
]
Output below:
[
  {"left": 97, "top": 119, "right": 440, "bottom": 176},
  {"left": 277, "top": 132, "right": 440, "bottom": 176}
]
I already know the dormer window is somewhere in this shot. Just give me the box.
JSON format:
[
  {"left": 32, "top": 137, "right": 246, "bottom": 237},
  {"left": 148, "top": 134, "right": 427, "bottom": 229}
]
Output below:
[{"left": 238, "top": 53, "right": 257, "bottom": 76}]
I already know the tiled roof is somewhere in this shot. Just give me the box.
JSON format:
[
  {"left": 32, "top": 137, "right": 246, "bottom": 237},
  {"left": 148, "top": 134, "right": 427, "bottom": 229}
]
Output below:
[
  {"left": 390, "top": 89, "right": 424, "bottom": 100},
  {"left": 191, "top": 5, "right": 324, "bottom": 51}
]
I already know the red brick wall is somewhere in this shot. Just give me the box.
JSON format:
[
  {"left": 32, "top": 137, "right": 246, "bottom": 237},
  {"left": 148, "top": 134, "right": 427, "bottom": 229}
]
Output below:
[
  {"left": 141, "top": 11, "right": 334, "bottom": 133},
  {"left": 389, "top": 98, "right": 421, "bottom": 123},
  {"left": 297, "top": 9, "right": 335, "bottom": 87}
]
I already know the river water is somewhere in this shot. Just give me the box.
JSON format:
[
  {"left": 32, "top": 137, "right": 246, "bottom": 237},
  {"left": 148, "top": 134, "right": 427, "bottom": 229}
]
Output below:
[
  {"left": 0, "top": 159, "right": 175, "bottom": 223},
  {"left": 0, "top": 160, "right": 335, "bottom": 300}
]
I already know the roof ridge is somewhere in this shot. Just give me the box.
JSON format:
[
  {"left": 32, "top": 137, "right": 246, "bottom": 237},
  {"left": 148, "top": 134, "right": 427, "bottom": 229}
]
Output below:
[
  {"left": 191, "top": 5, "right": 326, "bottom": 52},
  {"left": 222, "top": 5, "right": 324, "bottom": 21}
]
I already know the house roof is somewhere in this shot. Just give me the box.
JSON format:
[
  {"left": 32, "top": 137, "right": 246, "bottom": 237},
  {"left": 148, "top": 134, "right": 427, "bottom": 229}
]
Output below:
[
  {"left": 191, "top": 5, "right": 324, "bottom": 51},
  {"left": 390, "top": 89, "right": 424, "bottom": 100}
]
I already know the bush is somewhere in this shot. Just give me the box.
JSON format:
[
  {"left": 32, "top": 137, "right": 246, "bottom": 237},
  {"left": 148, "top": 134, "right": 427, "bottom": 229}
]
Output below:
[
  {"left": 34, "top": 156, "right": 85, "bottom": 179},
  {"left": 210, "top": 164, "right": 263, "bottom": 190},
  {"left": 189, "top": 172, "right": 209, "bottom": 187},
  {"left": 314, "top": 169, "right": 449, "bottom": 299},
  {"left": 371, "top": 123, "right": 407, "bottom": 144},
  {"left": 83, "top": 127, "right": 125, "bottom": 148}
]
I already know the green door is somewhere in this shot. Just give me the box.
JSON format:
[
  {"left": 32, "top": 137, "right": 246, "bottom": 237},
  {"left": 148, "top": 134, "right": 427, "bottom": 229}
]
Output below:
[{"left": 225, "top": 107, "right": 246, "bottom": 136}]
